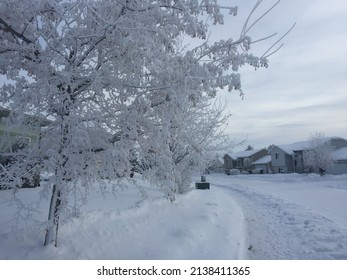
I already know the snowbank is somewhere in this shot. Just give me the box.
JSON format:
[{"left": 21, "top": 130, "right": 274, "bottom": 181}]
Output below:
[
  {"left": 0, "top": 178, "right": 246, "bottom": 259},
  {"left": 1, "top": 173, "right": 347, "bottom": 260}
]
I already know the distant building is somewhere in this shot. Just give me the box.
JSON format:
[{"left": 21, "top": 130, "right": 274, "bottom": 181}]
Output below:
[
  {"left": 207, "top": 157, "right": 224, "bottom": 173},
  {"left": 1, "top": 107, "right": 51, "bottom": 189},
  {"left": 223, "top": 148, "right": 269, "bottom": 173},
  {"left": 0, "top": 106, "right": 50, "bottom": 153},
  {"left": 252, "top": 155, "right": 272, "bottom": 174},
  {"left": 270, "top": 137, "right": 347, "bottom": 174},
  {"left": 328, "top": 147, "right": 347, "bottom": 175}
]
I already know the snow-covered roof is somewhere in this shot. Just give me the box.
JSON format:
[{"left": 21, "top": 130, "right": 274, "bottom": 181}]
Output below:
[
  {"left": 332, "top": 147, "right": 347, "bottom": 160},
  {"left": 252, "top": 155, "right": 272, "bottom": 165},
  {"left": 277, "top": 137, "right": 345, "bottom": 155},
  {"left": 0, "top": 106, "right": 51, "bottom": 126},
  {"left": 277, "top": 140, "right": 311, "bottom": 155},
  {"left": 225, "top": 148, "right": 265, "bottom": 159}
]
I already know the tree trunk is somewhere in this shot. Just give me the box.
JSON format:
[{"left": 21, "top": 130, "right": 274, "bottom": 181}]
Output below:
[
  {"left": 43, "top": 115, "right": 69, "bottom": 246},
  {"left": 44, "top": 184, "right": 61, "bottom": 247}
]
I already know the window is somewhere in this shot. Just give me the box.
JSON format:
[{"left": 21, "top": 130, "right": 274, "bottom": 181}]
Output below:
[
  {"left": 244, "top": 158, "right": 251, "bottom": 167},
  {"left": 275, "top": 153, "right": 280, "bottom": 160}
]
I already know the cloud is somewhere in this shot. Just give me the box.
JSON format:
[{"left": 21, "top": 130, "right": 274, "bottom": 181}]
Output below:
[{"left": 216, "top": 2, "right": 347, "bottom": 149}]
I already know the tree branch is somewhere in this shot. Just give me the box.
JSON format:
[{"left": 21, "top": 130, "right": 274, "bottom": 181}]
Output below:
[{"left": 0, "top": 17, "right": 33, "bottom": 44}]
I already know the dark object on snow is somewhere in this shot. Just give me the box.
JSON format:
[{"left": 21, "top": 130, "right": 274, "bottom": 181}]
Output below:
[
  {"left": 319, "top": 168, "right": 326, "bottom": 176},
  {"left": 0, "top": 154, "right": 40, "bottom": 189},
  {"left": 195, "top": 175, "right": 210, "bottom": 190}
]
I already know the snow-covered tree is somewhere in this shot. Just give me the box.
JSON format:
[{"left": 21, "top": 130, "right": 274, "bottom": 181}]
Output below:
[
  {"left": 267, "top": 144, "right": 275, "bottom": 152},
  {"left": 245, "top": 145, "right": 254, "bottom": 151},
  {"left": 0, "top": 0, "right": 288, "bottom": 246},
  {"left": 137, "top": 94, "right": 231, "bottom": 196},
  {"left": 303, "top": 133, "right": 335, "bottom": 175}
]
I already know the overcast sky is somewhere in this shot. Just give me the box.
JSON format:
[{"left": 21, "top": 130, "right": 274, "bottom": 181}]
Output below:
[
  {"left": 212, "top": 0, "right": 347, "bottom": 151},
  {"left": 1, "top": 1, "right": 346, "bottom": 152}
]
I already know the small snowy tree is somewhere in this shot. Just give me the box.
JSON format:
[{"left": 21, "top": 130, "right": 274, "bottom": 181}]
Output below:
[
  {"left": 245, "top": 145, "right": 254, "bottom": 151},
  {"left": 303, "top": 133, "right": 335, "bottom": 175},
  {"left": 1, "top": 0, "right": 290, "bottom": 246},
  {"left": 137, "top": 95, "right": 231, "bottom": 196}
]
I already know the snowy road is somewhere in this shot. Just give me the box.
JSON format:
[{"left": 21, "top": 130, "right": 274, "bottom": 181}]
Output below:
[{"left": 210, "top": 174, "right": 347, "bottom": 260}]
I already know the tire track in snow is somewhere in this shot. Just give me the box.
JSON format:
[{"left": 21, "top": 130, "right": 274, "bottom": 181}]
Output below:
[{"left": 213, "top": 183, "right": 347, "bottom": 260}]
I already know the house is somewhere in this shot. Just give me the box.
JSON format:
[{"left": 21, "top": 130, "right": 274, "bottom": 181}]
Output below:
[
  {"left": 252, "top": 155, "right": 272, "bottom": 174},
  {"left": 327, "top": 147, "right": 347, "bottom": 175},
  {"left": 0, "top": 106, "right": 50, "bottom": 153},
  {"left": 223, "top": 148, "right": 269, "bottom": 173},
  {"left": 207, "top": 157, "right": 224, "bottom": 173},
  {"left": 270, "top": 137, "right": 347, "bottom": 174},
  {"left": 270, "top": 141, "right": 309, "bottom": 174},
  {"left": 1, "top": 107, "right": 51, "bottom": 188}
]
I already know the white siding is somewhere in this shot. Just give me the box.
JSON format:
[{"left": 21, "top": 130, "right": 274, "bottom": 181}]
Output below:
[{"left": 270, "top": 146, "right": 294, "bottom": 173}]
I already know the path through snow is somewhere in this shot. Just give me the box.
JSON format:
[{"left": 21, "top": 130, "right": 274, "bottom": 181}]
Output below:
[{"left": 210, "top": 174, "right": 347, "bottom": 259}]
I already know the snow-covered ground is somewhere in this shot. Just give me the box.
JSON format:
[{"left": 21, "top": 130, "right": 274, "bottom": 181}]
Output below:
[
  {"left": 212, "top": 173, "right": 347, "bottom": 259},
  {"left": 0, "top": 173, "right": 346, "bottom": 260}
]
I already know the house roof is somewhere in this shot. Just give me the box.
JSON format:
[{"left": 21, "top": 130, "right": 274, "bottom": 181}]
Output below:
[
  {"left": 0, "top": 106, "right": 51, "bottom": 127},
  {"left": 252, "top": 155, "right": 272, "bottom": 165},
  {"left": 277, "top": 141, "right": 311, "bottom": 155},
  {"left": 225, "top": 148, "right": 265, "bottom": 159},
  {"left": 276, "top": 137, "right": 345, "bottom": 155},
  {"left": 210, "top": 157, "right": 223, "bottom": 164},
  {"left": 331, "top": 147, "right": 347, "bottom": 160}
]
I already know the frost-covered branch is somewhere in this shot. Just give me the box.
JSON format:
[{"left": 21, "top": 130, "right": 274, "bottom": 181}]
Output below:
[
  {"left": 0, "top": 0, "right": 288, "bottom": 246},
  {"left": 261, "top": 22, "right": 296, "bottom": 58},
  {"left": 241, "top": 0, "right": 280, "bottom": 37}
]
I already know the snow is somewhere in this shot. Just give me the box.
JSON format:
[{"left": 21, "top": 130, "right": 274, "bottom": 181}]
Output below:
[
  {"left": 277, "top": 140, "right": 312, "bottom": 155},
  {"left": 252, "top": 155, "right": 271, "bottom": 164},
  {"left": 277, "top": 136, "right": 345, "bottom": 155},
  {"left": 1, "top": 173, "right": 347, "bottom": 260},
  {"left": 225, "top": 148, "right": 265, "bottom": 159}
]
